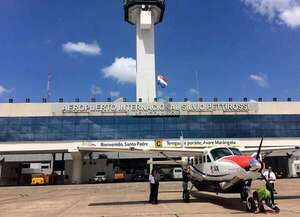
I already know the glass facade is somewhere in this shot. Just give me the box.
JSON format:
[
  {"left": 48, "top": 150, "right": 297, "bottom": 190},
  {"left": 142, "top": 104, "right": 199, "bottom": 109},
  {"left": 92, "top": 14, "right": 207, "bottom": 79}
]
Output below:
[{"left": 0, "top": 115, "right": 300, "bottom": 142}]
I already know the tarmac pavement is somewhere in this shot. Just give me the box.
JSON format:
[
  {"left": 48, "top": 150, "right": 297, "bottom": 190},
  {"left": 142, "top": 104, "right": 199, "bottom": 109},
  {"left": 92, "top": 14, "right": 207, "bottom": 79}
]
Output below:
[{"left": 0, "top": 179, "right": 299, "bottom": 217}]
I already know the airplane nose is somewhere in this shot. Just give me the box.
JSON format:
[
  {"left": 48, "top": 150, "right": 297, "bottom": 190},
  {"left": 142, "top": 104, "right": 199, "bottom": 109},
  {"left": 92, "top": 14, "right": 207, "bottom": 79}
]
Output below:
[
  {"left": 223, "top": 156, "right": 261, "bottom": 171},
  {"left": 249, "top": 158, "right": 261, "bottom": 171}
]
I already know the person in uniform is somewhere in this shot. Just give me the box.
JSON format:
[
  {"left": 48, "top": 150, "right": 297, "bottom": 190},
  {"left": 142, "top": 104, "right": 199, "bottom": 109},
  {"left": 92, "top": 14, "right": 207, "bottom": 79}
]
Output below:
[{"left": 263, "top": 166, "right": 277, "bottom": 203}]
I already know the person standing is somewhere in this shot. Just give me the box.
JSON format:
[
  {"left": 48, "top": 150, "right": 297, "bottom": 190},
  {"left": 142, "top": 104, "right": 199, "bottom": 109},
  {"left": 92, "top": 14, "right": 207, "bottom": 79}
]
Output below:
[
  {"left": 182, "top": 168, "right": 190, "bottom": 202},
  {"left": 153, "top": 169, "right": 160, "bottom": 204},
  {"left": 263, "top": 166, "right": 277, "bottom": 203},
  {"left": 149, "top": 169, "right": 160, "bottom": 204}
]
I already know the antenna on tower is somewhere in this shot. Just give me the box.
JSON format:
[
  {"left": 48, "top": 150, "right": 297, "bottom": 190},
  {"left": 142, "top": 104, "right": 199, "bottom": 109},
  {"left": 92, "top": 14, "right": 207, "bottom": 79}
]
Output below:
[{"left": 47, "top": 68, "right": 52, "bottom": 102}]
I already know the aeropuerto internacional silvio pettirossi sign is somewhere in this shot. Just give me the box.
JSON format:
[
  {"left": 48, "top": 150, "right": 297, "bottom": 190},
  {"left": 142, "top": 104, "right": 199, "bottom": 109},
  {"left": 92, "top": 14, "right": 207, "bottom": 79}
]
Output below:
[{"left": 59, "top": 102, "right": 257, "bottom": 116}]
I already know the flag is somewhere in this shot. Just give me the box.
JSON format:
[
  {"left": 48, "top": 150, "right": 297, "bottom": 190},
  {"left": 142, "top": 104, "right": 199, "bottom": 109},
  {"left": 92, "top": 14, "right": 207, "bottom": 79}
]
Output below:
[{"left": 157, "top": 75, "right": 168, "bottom": 88}]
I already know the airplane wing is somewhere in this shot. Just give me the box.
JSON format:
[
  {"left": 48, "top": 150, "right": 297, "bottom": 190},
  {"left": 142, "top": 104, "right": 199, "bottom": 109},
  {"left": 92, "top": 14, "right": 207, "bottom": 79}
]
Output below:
[
  {"left": 240, "top": 146, "right": 299, "bottom": 155},
  {"left": 147, "top": 159, "right": 183, "bottom": 165},
  {"left": 78, "top": 144, "right": 205, "bottom": 157}
]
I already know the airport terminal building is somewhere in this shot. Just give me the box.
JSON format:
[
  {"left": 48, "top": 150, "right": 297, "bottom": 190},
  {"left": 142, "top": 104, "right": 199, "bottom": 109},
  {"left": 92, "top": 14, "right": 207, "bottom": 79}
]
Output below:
[
  {"left": 1, "top": 1, "right": 300, "bottom": 186},
  {"left": 0, "top": 100, "right": 300, "bottom": 185}
]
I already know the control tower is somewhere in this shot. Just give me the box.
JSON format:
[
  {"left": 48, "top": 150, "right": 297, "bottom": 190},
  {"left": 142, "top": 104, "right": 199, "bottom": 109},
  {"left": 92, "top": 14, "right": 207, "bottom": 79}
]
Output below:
[{"left": 124, "top": 0, "right": 165, "bottom": 102}]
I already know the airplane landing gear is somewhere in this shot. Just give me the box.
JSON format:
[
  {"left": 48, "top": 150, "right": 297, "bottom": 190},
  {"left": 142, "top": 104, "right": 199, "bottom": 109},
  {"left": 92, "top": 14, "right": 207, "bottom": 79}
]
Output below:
[
  {"left": 246, "top": 197, "right": 257, "bottom": 212},
  {"left": 241, "top": 181, "right": 257, "bottom": 213},
  {"left": 240, "top": 183, "right": 251, "bottom": 202}
]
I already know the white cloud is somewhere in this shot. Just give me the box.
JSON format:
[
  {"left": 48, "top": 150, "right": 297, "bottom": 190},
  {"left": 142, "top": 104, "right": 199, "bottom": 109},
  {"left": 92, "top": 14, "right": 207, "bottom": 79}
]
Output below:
[
  {"left": 109, "top": 91, "right": 120, "bottom": 98},
  {"left": 0, "top": 85, "right": 9, "bottom": 95},
  {"left": 280, "top": 6, "right": 300, "bottom": 28},
  {"left": 188, "top": 88, "right": 200, "bottom": 96},
  {"left": 62, "top": 41, "right": 101, "bottom": 56},
  {"left": 249, "top": 73, "right": 269, "bottom": 87},
  {"left": 102, "top": 57, "right": 136, "bottom": 84},
  {"left": 90, "top": 84, "right": 102, "bottom": 96},
  {"left": 242, "top": 0, "right": 300, "bottom": 28}
]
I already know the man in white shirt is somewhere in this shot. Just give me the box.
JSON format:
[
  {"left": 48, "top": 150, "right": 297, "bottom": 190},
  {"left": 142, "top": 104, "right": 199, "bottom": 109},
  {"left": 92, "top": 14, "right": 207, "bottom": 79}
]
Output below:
[
  {"left": 149, "top": 169, "right": 160, "bottom": 204},
  {"left": 263, "top": 166, "right": 277, "bottom": 204}
]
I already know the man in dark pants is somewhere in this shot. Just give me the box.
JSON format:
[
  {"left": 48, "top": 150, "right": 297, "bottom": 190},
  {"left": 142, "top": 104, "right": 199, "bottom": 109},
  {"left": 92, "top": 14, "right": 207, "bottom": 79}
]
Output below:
[
  {"left": 263, "top": 166, "right": 276, "bottom": 204},
  {"left": 149, "top": 169, "right": 160, "bottom": 204},
  {"left": 182, "top": 168, "right": 190, "bottom": 202}
]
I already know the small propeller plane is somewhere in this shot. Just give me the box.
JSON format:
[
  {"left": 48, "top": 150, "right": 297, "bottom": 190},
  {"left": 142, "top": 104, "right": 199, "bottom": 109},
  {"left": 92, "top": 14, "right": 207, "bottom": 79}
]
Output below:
[{"left": 79, "top": 138, "right": 298, "bottom": 212}]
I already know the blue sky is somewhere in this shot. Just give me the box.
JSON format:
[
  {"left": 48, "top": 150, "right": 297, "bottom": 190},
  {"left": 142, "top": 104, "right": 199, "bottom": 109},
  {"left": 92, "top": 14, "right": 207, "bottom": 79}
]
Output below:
[{"left": 1, "top": 0, "right": 300, "bottom": 102}]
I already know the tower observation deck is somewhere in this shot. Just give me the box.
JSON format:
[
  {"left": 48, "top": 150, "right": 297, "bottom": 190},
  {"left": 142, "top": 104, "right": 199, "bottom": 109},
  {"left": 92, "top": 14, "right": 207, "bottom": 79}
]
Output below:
[{"left": 124, "top": 0, "right": 165, "bottom": 102}]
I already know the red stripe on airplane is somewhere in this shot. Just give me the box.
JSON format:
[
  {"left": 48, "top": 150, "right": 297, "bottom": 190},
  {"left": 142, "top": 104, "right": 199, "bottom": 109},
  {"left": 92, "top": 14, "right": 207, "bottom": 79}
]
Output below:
[{"left": 223, "top": 156, "right": 254, "bottom": 169}]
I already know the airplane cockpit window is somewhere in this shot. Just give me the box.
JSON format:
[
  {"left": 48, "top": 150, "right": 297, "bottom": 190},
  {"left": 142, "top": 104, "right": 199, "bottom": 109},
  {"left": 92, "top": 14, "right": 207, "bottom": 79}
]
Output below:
[
  {"left": 229, "top": 148, "right": 242, "bottom": 156},
  {"left": 207, "top": 154, "right": 212, "bottom": 162},
  {"left": 210, "top": 148, "right": 233, "bottom": 160}
]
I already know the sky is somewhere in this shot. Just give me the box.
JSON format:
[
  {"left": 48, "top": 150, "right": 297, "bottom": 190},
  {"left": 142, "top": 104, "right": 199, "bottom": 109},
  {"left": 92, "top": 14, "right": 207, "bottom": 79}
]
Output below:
[{"left": 1, "top": 0, "right": 300, "bottom": 103}]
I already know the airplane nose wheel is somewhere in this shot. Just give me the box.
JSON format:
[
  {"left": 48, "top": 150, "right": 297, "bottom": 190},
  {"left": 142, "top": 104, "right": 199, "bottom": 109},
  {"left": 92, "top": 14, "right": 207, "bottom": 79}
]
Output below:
[
  {"left": 240, "top": 183, "right": 251, "bottom": 202},
  {"left": 241, "top": 182, "right": 257, "bottom": 212},
  {"left": 240, "top": 189, "right": 248, "bottom": 201}
]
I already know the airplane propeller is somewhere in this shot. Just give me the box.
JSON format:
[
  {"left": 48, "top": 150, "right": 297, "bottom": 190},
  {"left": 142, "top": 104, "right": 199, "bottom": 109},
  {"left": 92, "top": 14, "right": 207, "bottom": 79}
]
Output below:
[
  {"left": 254, "top": 138, "right": 272, "bottom": 187},
  {"left": 255, "top": 137, "right": 264, "bottom": 160}
]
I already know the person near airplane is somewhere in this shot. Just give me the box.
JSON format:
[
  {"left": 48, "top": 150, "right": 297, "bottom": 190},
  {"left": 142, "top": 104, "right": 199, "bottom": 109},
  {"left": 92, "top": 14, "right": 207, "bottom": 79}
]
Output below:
[
  {"left": 182, "top": 167, "right": 190, "bottom": 202},
  {"left": 149, "top": 168, "right": 160, "bottom": 204},
  {"left": 253, "top": 187, "right": 280, "bottom": 213},
  {"left": 263, "top": 166, "right": 277, "bottom": 203}
]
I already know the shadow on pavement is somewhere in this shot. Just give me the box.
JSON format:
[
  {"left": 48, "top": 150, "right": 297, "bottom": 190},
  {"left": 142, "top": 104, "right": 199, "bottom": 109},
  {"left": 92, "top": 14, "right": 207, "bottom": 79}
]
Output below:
[
  {"left": 275, "top": 195, "right": 300, "bottom": 200},
  {"left": 159, "top": 190, "right": 182, "bottom": 193},
  {"left": 89, "top": 199, "right": 198, "bottom": 206},
  {"left": 89, "top": 191, "right": 245, "bottom": 213},
  {"left": 191, "top": 191, "right": 245, "bottom": 212}
]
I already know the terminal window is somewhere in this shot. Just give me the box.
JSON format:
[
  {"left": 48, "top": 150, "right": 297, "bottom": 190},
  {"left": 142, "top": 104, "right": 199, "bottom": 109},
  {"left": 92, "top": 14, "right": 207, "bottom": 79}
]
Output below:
[{"left": 0, "top": 115, "right": 300, "bottom": 142}]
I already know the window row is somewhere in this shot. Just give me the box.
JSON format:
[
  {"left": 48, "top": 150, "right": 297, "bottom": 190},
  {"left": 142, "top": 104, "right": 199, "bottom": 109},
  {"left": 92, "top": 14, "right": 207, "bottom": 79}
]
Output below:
[{"left": 0, "top": 115, "right": 300, "bottom": 141}]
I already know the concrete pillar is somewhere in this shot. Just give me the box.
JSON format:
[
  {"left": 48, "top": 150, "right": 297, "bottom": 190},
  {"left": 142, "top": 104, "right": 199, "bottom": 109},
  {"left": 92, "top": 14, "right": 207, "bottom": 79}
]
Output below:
[
  {"left": 149, "top": 157, "right": 153, "bottom": 173},
  {"left": 71, "top": 152, "right": 83, "bottom": 184},
  {"left": 288, "top": 157, "right": 295, "bottom": 177}
]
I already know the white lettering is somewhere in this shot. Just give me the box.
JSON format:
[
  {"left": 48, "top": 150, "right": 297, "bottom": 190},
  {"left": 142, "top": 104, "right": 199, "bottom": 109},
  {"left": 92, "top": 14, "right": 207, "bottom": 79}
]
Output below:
[{"left": 61, "top": 102, "right": 254, "bottom": 115}]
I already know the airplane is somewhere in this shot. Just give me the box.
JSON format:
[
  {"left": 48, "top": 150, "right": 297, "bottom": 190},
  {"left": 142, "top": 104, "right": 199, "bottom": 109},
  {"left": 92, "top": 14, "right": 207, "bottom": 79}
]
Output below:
[{"left": 79, "top": 138, "right": 298, "bottom": 212}]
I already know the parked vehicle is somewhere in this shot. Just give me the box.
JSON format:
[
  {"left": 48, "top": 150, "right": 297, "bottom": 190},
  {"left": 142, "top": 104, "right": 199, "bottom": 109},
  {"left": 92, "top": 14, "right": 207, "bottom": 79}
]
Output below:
[
  {"left": 172, "top": 167, "right": 183, "bottom": 180},
  {"left": 113, "top": 169, "right": 125, "bottom": 182},
  {"left": 132, "top": 169, "right": 147, "bottom": 181},
  {"left": 93, "top": 172, "right": 107, "bottom": 183},
  {"left": 31, "top": 174, "right": 49, "bottom": 185},
  {"left": 159, "top": 168, "right": 173, "bottom": 181}
]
